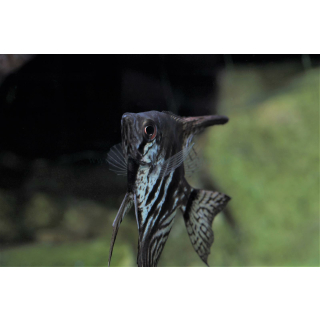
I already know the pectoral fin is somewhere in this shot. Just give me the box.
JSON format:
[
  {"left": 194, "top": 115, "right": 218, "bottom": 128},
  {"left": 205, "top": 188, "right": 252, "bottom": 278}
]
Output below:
[
  {"left": 182, "top": 189, "right": 231, "bottom": 265},
  {"left": 184, "top": 145, "right": 201, "bottom": 177},
  {"left": 159, "top": 143, "right": 194, "bottom": 178},
  {"left": 106, "top": 143, "right": 127, "bottom": 176},
  {"left": 108, "top": 193, "right": 133, "bottom": 266}
]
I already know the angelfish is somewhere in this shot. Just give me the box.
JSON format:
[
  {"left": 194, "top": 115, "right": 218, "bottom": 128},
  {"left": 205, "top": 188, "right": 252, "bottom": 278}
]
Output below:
[{"left": 107, "top": 111, "right": 231, "bottom": 267}]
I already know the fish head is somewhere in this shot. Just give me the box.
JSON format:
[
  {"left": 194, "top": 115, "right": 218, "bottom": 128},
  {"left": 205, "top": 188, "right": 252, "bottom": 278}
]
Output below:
[{"left": 121, "top": 111, "right": 178, "bottom": 166}]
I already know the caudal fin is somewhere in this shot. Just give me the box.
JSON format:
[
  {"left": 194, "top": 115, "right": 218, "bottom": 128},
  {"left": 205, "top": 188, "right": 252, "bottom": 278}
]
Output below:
[{"left": 183, "top": 189, "right": 231, "bottom": 265}]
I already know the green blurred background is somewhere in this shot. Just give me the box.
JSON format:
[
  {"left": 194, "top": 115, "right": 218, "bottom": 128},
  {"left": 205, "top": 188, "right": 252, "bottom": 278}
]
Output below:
[{"left": 0, "top": 56, "right": 319, "bottom": 266}]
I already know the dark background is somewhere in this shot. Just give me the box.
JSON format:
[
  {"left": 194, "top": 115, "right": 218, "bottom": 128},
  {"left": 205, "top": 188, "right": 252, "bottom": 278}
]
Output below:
[{"left": 1, "top": 55, "right": 317, "bottom": 159}]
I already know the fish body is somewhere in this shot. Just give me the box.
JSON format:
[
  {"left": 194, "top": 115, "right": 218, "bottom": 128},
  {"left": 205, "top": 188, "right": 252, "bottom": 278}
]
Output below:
[{"left": 107, "top": 111, "right": 231, "bottom": 267}]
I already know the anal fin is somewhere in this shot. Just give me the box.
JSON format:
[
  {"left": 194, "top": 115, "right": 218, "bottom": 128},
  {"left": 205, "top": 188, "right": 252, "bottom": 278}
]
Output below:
[{"left": 183, "top": 189, "right": 231, "bottom": 265}]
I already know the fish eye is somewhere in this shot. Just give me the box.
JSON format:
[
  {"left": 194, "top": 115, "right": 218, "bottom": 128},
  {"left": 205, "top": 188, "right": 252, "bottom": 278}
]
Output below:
[{"left": 144, "top": 125, "right": 157, "bottom": 140}]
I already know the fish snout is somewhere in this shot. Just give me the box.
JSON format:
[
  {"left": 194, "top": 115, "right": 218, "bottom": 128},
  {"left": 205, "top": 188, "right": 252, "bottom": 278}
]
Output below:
[
  {"left": 121, "top": 113, "right": 134, "bottom": 124},
  {"left": 121, "top": 113, "right": 145, "bottom": 163}
]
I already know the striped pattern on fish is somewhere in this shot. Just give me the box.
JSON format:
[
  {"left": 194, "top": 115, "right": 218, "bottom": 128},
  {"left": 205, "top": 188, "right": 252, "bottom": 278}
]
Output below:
[{"left": 107, "top": 111, "right": 231, "bottom": 267}]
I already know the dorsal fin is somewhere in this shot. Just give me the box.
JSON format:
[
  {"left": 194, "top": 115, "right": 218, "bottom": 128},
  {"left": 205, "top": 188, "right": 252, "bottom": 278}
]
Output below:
[
  {"left": 162, "top": 111, "right": 229, "bottom": 142},
  {"left": 182, "top": 114, "right": 229, "bottom": 135},
  {"left": 161, "top": 111, "right": 184, "bottom": 123}
]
